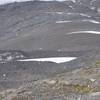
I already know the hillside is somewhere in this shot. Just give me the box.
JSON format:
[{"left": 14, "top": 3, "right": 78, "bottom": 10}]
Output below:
[{"left": 0, "top": 0, "right": 100, "bottom": 100}]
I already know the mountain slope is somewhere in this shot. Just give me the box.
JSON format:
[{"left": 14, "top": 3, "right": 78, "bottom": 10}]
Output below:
[{"left": 0, "top": 1, "right": 100, "bottom": 51}]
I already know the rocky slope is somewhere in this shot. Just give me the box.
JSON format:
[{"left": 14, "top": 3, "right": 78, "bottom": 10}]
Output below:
[{"left": 0, "top": 0, "right": 100, "bottom": 100}]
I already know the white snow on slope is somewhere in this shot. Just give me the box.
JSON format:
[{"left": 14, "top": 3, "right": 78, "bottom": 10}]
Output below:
[
  {"left": 56, "top": 19, "right": 100, "bottom": 24},
  {"left": 39, "top": 0, "right": 66, "bottom": 2},
  {"left": 0, "top": 0, "right": 31, "bottom": 5},
  {"left": 0, "top": 0, "right": 72, "bottom": 5},
  {"left": 64, "top": 13, "right": 91, "bottom": 18},
  {"left": 18, "top": 57, "right": 77, "bottom": 63},
  {"left": 67, "top": 31, "right": 100, "bottom": 35},
  {"left": 82, "top": 20, "right": 100, "bottom": 24},
  {"left": 56, "top": 20, "right": 72, "bottom": 23},
  {"left": 45, "top": 12, "right": 64, "bottom": 14}
]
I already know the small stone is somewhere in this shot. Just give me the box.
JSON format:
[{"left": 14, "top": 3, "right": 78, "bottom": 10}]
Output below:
[
  {"left": 90, "top": 78, "right": 96, "bottom": 82},
  {"left": 43, "top": 79, "right": 56, "bottom": 85},
  {"left": 3, "top": 74, "right": 6, "bottom": 77}
]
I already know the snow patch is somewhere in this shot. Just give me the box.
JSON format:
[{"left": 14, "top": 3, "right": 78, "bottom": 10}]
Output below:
[
  {"left": 65, "top": 13, "right": 91, "bottom": 18},
  {"left": 67, "top": 31, "right": 100, "bottom": 35},
  {"left": 55, "top": 12, "right": 64, "bottom": 14},
  {"left": 0, "top": 0, "right": 32, "bottom": 5},
  {"left": 82, "top": 20, "right": 100, "bottom": 24},
  {"left": 56, "top": 19, "right": 100, "bottom": 24},
  {"left": 56, "top": 20, "right": 72, "bottom": 23},
  {"left": 45, "top": 12, "right": 64, "bottom": 14},
  {"left": 18, "top": 57, "right": 77, "bottom": 63},
  {"left": 39, "top": 0, "right": 66, "bottom": 2},
  {"left": 0, "top": 0, "right": 68, "bottom": 5},
  {"left": 79, "top": 13, "right": 91, "bottom": 18}
]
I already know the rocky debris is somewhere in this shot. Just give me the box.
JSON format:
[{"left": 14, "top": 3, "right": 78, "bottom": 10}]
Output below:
[
  {"left": 0, "top": 51, "right": 27, "bottom": 63},
  {"left": 0, "top": 50, "right": 100, "bottom": 99},
  {"left": 0, "top": 62, "right": 100, "bottom": 100}
]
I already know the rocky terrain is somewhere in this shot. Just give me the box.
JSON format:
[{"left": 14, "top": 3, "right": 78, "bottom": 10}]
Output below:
[{"left": 0, "top": 0, "right": 100, "bottom": 99}]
